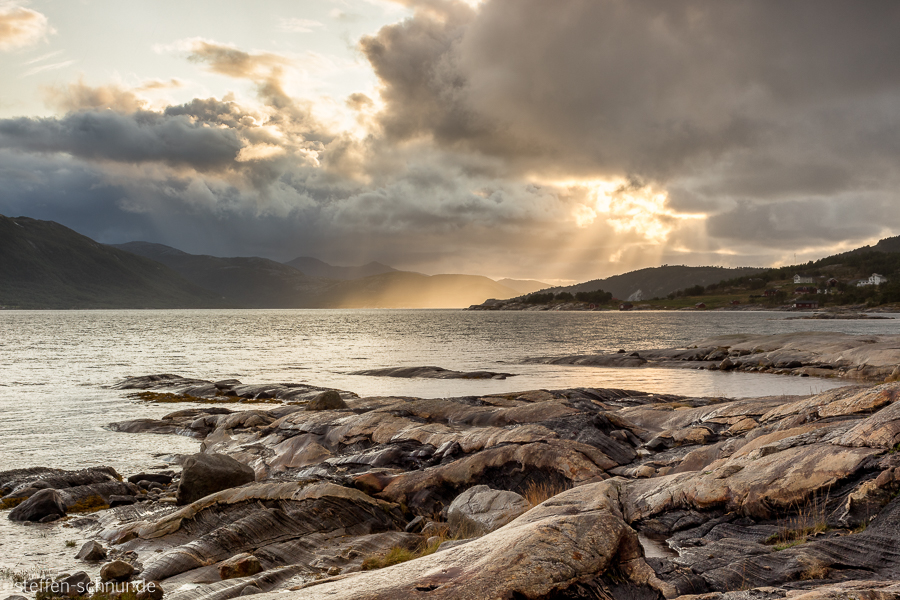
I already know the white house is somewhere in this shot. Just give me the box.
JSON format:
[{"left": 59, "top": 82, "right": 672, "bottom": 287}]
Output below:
[
  {"left": 794, "top": 274, "right": 815, "bottom": 284},
  {"left": 857, "top": 273, "right": 888, "bottom": 287}
]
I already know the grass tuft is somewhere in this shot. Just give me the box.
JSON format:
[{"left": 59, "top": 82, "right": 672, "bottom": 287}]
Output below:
[
  {"left": 522, "top": 480, "right": 572, "bottom": 508},
  {"left": 765, "top": 492, "right": 830, "bottom": 550},
  {"left": 799, "top": 558, "right": 830, "bottom": 581},
  {"left": 360, "top": 525, "right": 463, "bottom": 571}
]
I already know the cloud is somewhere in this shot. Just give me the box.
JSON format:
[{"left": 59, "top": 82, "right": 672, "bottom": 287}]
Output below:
[
  {"left": 278, "top": 18, "right": 325, "bottom": 33},
  {"left": 42, "top": 79, "right": 147, "bottom": 113},
  {"left": 0, "top": 110, "right": 243, "bottom": 170},
  {"left": 352, "top": 0, "right": 900, "bottom": 261},
  {"left": 22, "top": 58, "right": 74, "bottom": 76},
  {"left": 0, "top": 2, "right": 52, "bottom": 51},
  {"left": 181, "top": 39, "right": 291, "bottom": 80},
  {"left": 361, "top": 1, "right": 900, "bottom": 182},
  {"left": 3, "top": 3, "right": 900, "bottom": 281}
]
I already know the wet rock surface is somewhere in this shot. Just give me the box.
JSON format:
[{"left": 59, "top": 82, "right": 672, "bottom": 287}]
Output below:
[
  {"left": 350, "top": 366, "right": 516, "bottom": 380},
  {"left": 113, "top": 374, "right": 359, "bottom": 404},
  {"left": 9, "top": 488, "right": 68, "bottom": 522},
  {"left": 12, "top": 351, "right": 900, "bottom": 599},
  {"left": 2, "top": 466, "right": 129, "bottom": 517}
]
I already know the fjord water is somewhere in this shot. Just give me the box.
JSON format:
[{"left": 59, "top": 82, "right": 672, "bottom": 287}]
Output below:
[{"left": 2, "top": 309, "right": 899, "bottom": 474}]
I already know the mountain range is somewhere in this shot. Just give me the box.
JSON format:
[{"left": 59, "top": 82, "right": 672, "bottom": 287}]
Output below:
[
  {"left": 283, "top": 256, "right": 397, "bottom": 280},
  {"left": 5, "top": 213, "right": 895, "bottom": 310},
  {"left": 0, "top": 215, "right": 539, "bottom": 309},
  {"left": 0, "top": 216, "right": 223, "bottom": 309}
]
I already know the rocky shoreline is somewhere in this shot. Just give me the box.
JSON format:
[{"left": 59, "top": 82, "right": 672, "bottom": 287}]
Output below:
[
  {"left": 4, "top": 334, "right": 900, "bottom": 600},
  {"left": 469, "top": 299, "right": 900, "bottom": 313},
  {"left": 527, "top": 332, "right": 900, "bottom": 383}
]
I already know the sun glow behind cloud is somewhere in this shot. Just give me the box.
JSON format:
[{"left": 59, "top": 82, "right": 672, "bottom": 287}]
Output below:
[{"left": 563, "top": 179, "right": 706, "bottom": 244}]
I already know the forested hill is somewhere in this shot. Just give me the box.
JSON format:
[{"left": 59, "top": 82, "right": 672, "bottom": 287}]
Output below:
[{"left": 538, "top": 265, "right": 764, "bottom": 301}]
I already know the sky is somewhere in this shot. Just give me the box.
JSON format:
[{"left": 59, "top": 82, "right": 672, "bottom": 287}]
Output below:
[{"left": 1, "top": 0, "right": 899, "bottom": 283}]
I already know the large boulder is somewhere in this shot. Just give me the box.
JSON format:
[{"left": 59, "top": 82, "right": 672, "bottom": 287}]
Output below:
[
  {"left": 100, "top": 560, "right": 135, "bottom": 582},
  {"left": 8, "top": 488, "right": 66, "bottom": 522},
  {"left": 175, "top": 453, "right": 255, "bottom": 506},
  {"left": 59, "top": 572, "right": 92, "bottom": 597},
  {"left": 218, "top": 553, "right": 263, "bottom": 579},
  {"left": 76, "top": 540, "right": 107, "bottom": 562},
  {"left": 306, "top": 390, "right": 347, "bottom": 411},
  {"left": 447, "top": 485, "right": 529, "bottom": 535}
]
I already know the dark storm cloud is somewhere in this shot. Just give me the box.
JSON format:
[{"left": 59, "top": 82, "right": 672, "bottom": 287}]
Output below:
[
  {"left": 0, "top": 110, "right": 242, "bottom": 170},
  {"left": 365, "top": 1, "right": 900, "bottom": 170}
]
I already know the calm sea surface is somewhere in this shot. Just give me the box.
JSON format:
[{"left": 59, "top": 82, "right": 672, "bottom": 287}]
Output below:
[{"left": 0, "top": 308, "right": 899, "bottom": 577}]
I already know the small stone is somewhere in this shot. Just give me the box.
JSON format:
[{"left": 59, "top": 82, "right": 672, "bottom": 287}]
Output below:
[
  {"left": 109, "top": 495, "right": 136, "bottom": 508},
  {"left": 239, "top": 585, "right": 262, "bottom": 596},
  {"left": 327, "top": 566, "right": 341, "bottom": 576},
  {"left": 38, "top": 513, "right": 61, "bottom": 523},
  {"left": 633, "top": 465, "right": 656, "bottom": 478},
  {"left": 447, "top": 485, "right": 528, "bottom": 535},
  {"left": 126, "top": 473, "right": 173, "bottom": 485},
  {"left": 404, "top": 515, "right": 425, "bottom": 533},
  {"left": 137, "top": 581, "right": 164, "bottom": 600},
  {"left": 114, "top": 530, "right": 138, "bottom": 545},
  {"left": 420, "top": 521, "right": 444, "bottom": 537}
]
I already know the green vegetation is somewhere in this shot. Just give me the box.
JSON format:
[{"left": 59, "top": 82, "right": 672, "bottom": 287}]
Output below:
[
  {"left": 360, "top": 522, "right": 471, "bottom": 571},
  {"left": 575, "top": 289, "right": 613, "bottom": 304},
  {"left": 764, "top": 494, "right": 829, "bottom": 551},
  {"left": 662, "top": 240, "right": 900, "bottom": 309},
  {"left": 361, "top": 537, "right": 446, "bottom": 570},
  {"left": 65, "top": 540, "right": 77, "bottom": 547},
  {"left": 542, "top": 265, "right": 765, "bottom": 302},
  {"left": 361, "top": 545, "right": 422, "bottom": 570},
  {"left": 524, "top": 288, "right": 614, "bottom": 306}
]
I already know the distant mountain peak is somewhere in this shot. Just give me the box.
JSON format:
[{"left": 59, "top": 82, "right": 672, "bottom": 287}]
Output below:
[{"left": 284, "top": 256, "right": 398, "bottom": 280}]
